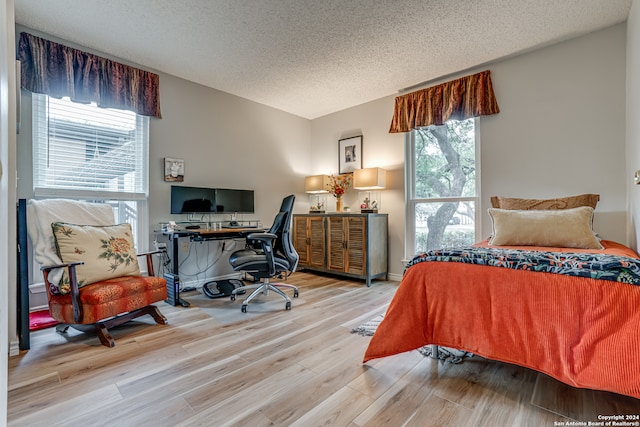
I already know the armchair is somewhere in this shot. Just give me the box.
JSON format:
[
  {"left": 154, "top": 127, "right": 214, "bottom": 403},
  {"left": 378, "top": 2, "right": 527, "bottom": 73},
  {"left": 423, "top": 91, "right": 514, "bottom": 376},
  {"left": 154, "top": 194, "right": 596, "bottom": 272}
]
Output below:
[
  {"left": 228, "top": 194, "right": 299, "bottom": 312},
  {"left": 23, "top": 199, "right": 168, "bottom": 347}
]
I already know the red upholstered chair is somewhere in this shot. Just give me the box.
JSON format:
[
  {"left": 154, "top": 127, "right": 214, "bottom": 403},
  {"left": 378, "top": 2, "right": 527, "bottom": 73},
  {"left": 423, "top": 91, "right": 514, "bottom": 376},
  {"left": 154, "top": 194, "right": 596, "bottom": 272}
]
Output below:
[
  {"left": 26, "top": 199, "right": 168, "bottom": 347},
  {"left": 41, "top": 252, "right": 168, "bottom": 347}
]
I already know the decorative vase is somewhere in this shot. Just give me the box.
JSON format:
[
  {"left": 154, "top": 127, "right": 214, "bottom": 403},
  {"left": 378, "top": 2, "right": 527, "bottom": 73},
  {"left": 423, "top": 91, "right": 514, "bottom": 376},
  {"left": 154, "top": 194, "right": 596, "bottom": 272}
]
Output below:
[{"left": 336, "top": 197, "right": 343, "bottom": 212}]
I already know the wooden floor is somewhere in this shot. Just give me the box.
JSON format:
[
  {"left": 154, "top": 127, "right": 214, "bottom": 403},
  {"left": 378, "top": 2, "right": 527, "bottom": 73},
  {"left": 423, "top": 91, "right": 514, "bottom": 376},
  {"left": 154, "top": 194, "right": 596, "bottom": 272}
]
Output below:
[{"left": 7, "top": 272, "right": 640, "bottom": 426}]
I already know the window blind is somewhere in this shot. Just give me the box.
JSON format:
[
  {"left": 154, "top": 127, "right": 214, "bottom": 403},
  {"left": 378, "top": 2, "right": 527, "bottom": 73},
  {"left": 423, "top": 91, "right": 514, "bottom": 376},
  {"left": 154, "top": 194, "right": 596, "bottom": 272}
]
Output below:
[{"left": 32, "top": 93, "right": 149, "bottom": 200}]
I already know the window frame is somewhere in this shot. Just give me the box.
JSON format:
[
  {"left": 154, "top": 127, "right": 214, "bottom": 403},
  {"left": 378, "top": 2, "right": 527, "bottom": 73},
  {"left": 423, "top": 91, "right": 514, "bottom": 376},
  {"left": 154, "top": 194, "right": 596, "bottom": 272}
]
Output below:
[
  {"left": 31, "top": 93, "right": 150, "bottom": 251},
  {"left": 404, "top": 118, "right": 482, "bottom": 258}
]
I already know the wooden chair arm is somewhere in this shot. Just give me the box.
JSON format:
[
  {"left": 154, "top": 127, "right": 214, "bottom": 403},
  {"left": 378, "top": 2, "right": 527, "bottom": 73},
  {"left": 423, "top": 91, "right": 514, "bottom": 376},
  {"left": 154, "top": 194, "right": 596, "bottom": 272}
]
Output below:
[
  {"left": 40, "top": 250, "right": 164, "bottom": 323},
  {"left": 136, "top": 249, "right": 164, "bottom": 257},
  {"left": 41, "top": 261, "right": 84, "bottom": 323},
  {"left": 40, "top": 261, "right": 84, "bottom": 273},
  {"left": 136, "top": 250, "right": 164, "bottom": 277}
]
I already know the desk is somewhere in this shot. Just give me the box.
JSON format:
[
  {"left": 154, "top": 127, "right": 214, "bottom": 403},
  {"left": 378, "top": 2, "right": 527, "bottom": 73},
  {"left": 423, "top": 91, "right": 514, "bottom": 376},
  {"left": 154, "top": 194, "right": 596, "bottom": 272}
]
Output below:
[{"left": 162, "top": 228, "right": 263, "bottom": 306}]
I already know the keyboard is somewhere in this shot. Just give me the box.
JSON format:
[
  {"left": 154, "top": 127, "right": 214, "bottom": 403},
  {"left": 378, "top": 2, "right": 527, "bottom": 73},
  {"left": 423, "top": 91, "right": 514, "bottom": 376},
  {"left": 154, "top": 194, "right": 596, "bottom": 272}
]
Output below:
[{"left": 222, "top": 224, "right": 255, "bottom": 229}]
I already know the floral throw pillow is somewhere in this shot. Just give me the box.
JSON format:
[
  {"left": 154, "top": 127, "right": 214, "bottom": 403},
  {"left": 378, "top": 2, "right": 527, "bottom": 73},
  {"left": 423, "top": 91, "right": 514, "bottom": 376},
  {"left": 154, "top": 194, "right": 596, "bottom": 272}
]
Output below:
[{"left": 51, "top": 222, "right": 140, "bottom": 294}]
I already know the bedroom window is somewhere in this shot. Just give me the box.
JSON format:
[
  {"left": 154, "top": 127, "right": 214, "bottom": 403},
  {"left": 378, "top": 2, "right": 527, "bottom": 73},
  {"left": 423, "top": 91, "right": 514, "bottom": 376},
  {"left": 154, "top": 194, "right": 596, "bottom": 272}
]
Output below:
[
  {"left": 405, "top": 118, "right": 480, "bottom": 255},
  {"left": 31, "top": 93, "right": 149, "bottom": 248}
]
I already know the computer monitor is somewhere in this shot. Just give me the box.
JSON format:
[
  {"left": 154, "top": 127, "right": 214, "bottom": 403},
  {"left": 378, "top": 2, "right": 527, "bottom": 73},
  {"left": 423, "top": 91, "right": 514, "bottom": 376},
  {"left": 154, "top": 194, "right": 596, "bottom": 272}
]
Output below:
[
  {"left": 170, "top": 186, "right": 216, "bottom": 214},
  {"left": 215, "top": 188, "right": 254, "bottom": 214}
]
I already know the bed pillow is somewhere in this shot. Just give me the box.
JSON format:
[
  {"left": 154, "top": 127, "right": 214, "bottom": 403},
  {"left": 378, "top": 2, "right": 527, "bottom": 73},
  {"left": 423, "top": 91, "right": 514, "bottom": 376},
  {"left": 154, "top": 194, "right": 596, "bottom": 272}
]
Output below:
[
  {"left": 488, "top": 206, "right": 603, "bottom": 249},
  {"left": 490, "top": 194, "right": 600, "bottom": 210},
  {"left": 52, "top": 222, "right": 140, "bottom": 294}
]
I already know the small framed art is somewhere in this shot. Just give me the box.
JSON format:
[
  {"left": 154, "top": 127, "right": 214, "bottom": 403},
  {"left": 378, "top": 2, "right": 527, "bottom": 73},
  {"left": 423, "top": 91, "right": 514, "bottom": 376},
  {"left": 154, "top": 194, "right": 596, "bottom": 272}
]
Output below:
[
  {"left": 164, "top": 157, "right": 184, "bottom": 182},
  {"left": 338, "top": 135, "right": 363, "bottom": 174}
]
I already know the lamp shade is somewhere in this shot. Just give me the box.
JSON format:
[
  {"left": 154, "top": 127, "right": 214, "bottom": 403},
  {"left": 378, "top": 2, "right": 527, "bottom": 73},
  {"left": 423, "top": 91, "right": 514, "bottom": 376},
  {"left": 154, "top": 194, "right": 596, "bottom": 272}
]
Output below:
[
  {"left": 353, "top": 168, "right": 386, "bottom": 189},
  {"left": 305, "top": 175, "right": 330, "bottom": 193}
]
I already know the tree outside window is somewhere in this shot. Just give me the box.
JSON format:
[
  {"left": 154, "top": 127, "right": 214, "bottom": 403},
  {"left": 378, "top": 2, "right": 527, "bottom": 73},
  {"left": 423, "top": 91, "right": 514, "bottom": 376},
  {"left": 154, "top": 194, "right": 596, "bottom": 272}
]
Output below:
[{"left": 408, "top": 118, "right": 479, "bottom": 254}]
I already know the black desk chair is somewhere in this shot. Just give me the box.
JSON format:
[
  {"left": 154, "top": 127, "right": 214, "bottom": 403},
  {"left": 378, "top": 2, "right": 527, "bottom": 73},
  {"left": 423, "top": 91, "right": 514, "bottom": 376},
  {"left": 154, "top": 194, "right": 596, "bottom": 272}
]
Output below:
[{"left": 228, "top": 194, "right": 299, "bottom": 312}]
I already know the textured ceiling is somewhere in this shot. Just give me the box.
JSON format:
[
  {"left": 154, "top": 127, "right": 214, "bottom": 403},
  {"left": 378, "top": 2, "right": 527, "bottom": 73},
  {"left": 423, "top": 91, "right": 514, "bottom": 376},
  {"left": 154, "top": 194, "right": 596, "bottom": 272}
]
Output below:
[{"left": 14, "top": 0, "right": 632, "bottom": 119}]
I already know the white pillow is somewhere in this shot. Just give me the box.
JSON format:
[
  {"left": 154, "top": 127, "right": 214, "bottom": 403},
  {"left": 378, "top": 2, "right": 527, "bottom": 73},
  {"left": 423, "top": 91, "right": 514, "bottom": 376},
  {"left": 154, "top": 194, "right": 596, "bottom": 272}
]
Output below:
[{"left": 488, "top": 206, "right": 603, "bottom": 249}]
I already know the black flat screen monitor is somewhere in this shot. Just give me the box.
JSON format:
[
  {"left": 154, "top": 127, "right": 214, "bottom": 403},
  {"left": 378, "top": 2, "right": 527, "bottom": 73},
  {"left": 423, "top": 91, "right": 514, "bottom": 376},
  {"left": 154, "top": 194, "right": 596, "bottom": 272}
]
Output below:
[
  {"left": 215, "top": 188, "right": 254, "bottom": 214},
  {"left": 170, "top": 186, "right": 216, "bottom": 214}
]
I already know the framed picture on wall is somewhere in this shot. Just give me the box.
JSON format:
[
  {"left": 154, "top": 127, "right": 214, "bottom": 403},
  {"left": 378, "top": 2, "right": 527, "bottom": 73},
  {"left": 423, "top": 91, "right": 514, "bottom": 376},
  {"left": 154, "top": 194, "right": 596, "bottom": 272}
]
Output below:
[
  {"left": 164, "top": 157, "right": 184, "bottom": 182},
  {"left": 338, "top": 135, "right": 363, "bottom": 174}
]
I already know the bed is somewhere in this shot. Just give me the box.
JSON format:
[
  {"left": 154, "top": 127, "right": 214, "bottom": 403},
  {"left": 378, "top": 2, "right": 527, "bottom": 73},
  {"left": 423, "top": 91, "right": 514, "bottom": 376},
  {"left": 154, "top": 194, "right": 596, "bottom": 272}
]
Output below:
[{"left": 363, "top": 196, "right": 640, "bottom": 400}]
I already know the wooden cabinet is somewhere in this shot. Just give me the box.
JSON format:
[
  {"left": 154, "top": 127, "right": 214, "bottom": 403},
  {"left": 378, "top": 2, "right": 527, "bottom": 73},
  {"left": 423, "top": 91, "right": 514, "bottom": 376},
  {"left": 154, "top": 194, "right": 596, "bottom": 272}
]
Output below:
[
  {"left": 327, "top": 215, "right": 365, "bottom": 275},
  {"left": 293, "top": 213, "right": 387, "bottom": 286},
  {"left": 293, "top": 215, "right": 325, "bottom": 268}
]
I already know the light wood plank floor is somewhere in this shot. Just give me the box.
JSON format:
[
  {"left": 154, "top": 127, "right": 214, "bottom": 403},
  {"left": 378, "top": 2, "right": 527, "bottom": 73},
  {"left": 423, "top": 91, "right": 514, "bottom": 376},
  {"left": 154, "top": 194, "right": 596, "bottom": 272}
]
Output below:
[{"left": 8, "top": 272, "right": 640, "bottom": 426}]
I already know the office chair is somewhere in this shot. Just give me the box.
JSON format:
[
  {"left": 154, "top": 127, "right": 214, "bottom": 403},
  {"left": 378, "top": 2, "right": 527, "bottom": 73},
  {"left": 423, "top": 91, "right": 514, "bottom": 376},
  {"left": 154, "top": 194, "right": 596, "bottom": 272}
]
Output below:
[{"left": 228, "top": 194, "right": 299, "bottom": 312}]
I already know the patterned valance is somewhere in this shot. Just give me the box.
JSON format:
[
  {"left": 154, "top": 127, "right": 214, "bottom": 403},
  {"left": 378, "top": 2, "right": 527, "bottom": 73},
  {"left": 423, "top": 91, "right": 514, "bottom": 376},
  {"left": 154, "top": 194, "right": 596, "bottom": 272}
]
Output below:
[
  {"left": 389, "top": 70, "right": 499, "bottom": 133},
  {"left": 17, "top": 32, "right": 162, "bottom": 118}
]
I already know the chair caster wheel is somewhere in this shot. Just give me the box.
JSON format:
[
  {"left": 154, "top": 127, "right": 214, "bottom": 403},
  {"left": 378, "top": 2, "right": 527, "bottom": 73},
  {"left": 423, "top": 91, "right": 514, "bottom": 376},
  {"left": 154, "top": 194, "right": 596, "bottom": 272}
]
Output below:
[
  {"left": 293, "top": 290, "right": 299, "bottom": 298},
  {"left": 230, "top": 294, "right": 236, "bottom": 301},
  {"left": 241, "top": 304, "right": 247, "bottom": 313},
  {"left": 285, "top": 301, "right": 291, "bottom": 310}
]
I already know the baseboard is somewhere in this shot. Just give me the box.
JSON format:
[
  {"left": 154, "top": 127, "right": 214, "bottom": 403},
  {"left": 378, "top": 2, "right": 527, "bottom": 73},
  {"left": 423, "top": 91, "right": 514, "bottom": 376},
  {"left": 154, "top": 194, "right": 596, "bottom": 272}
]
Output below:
[
  {"left": 387, "top": 272, "right": 402, "bottom": 282},
  {"left": 29, "top": 281, "right": 46, "bottom": 294},
  {"left": 9, "top": 340, "right": 20, "bottom": 356}
]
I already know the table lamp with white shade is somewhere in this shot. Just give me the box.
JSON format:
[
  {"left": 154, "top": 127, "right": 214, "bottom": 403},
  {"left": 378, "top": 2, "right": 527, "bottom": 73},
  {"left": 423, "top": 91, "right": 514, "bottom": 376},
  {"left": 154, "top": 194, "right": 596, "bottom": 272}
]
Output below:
[{"left": 353, "top": 168, "right": 386, "bottom": 213}]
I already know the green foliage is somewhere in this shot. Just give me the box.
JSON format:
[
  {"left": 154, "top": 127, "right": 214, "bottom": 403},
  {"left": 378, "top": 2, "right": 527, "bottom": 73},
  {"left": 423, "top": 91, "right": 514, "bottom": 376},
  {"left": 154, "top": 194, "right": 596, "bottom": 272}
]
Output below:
[
  {"left": 414, "top": 119, "right": 475, "bottom": 199},
  {"left": 415, "top": 229, "right": 475, "bottom": 253},
  {"left": 412, "top": 118, "right": 477, "bottom": 251}
]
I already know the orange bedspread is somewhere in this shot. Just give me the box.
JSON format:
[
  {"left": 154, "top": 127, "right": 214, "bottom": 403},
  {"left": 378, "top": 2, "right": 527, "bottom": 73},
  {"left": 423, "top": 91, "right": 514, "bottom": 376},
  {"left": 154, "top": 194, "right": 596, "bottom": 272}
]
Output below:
[{"left": 363, "top": 240, "right": 640, "bottom": 399}]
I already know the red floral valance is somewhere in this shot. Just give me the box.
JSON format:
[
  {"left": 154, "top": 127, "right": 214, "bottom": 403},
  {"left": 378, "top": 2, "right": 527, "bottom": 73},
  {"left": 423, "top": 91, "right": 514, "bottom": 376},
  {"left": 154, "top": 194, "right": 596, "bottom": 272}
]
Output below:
[
  {"left": 389, "top": 70, "right": 499, "bottom": 133},
  {"left": 18, "top": 32, "right": 162, "bottom": 118}
]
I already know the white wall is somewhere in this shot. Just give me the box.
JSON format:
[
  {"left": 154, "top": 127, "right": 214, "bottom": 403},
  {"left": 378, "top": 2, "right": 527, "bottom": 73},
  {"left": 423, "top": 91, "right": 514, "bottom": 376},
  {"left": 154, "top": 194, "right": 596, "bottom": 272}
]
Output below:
[
  {"left": 148, "top": 73, "right": 311, "bottom": 284},
  {"left": 311, "top": 23, "right": 628, "bottom": 278},
  {"left": 482, "top": 23, "right": 627, "bottom": 243},
  {"left": 149, "top": 73, "right": 311, "bottom": 228},
  {"left": 628, "top": 0, "right": 640, "bottom": 249}
]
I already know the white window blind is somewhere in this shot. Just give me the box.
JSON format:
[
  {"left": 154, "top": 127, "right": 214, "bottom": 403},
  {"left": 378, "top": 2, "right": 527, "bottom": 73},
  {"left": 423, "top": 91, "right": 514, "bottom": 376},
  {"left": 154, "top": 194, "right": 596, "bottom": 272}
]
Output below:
[{"left": 32, "top": 93, "right": 149, "bottom": 200}]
